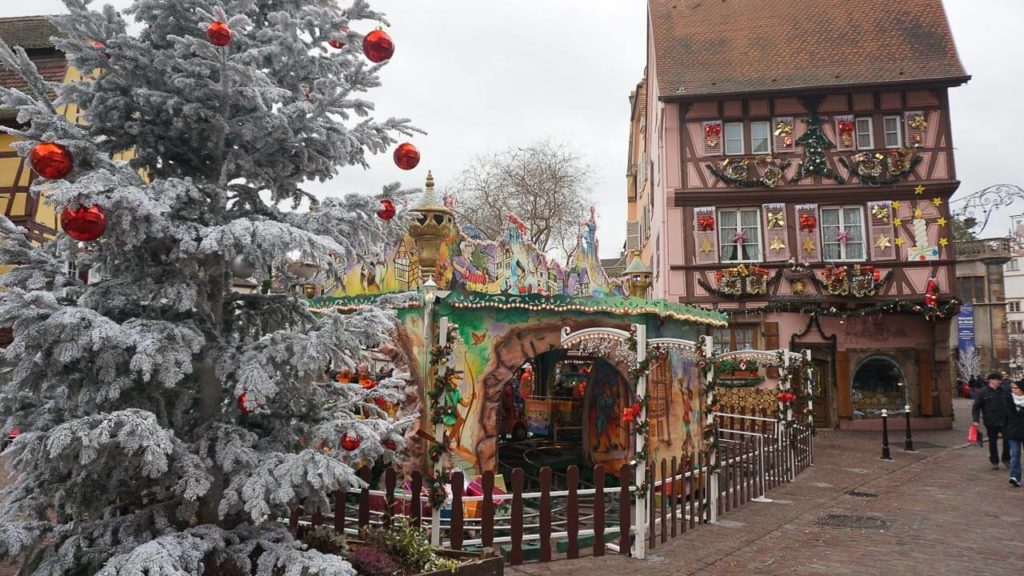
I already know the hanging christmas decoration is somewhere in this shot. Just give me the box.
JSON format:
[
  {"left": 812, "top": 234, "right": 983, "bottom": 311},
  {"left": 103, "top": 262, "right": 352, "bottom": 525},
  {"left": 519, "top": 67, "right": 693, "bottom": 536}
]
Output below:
[
  {"left": 341, "top": 433, "right": 361, "bottom": 451},
  {"left": 60, "top": 205, "right": 107, "bottom": 241},
  {"left": 230, "top": 254, "right": 256, "bottom": 278},
  {"left": 329, "top": 38, "right": 345, "bottom": 49},
  {"left": 732, "top": 230, "right": 748, "bottom": 244},
  {"left": 939, "top": 237, "right": 949, "bottom": 247},
  {"left": 30, "top": 142, "right": 74, "bottom": 180},
  {"left": 937, "top": 217, "right": 948, "bottom": 227},
  {"left": 708, "top": 157, "right": 791, "bottom": 189},
  {"left": 925, "top": 277, "right": 939, "bottom": 311},
  {"left": 774, "top": 119, "right": 794, "bottom": 148},
  {"left": 91, "top": 41, "right": 111, "bottom": 60},
  {"left": 393, "top": 142, "right": 420, "bottom": 170},
  {"left": 704, "top": 122, "right": 722, "bottom": 147},
  {"left": 373, "top": 396, "right": 389, "bottom": 408},
  {"left": 909, "top": 115, "right": 928, "bottom": 131},
  {"left": 697, "top": 214, "right": 716, "bottom": 232},
  {"left": 769, "top": 237, "right": 786, "bottom": 252},
  {"left": 377, "top": 199, "right": 396, "bottom": 221},
  {"left": 836, "top": 230, "right": 851, "bottom": 244},
  {"left": 818, "top": 264, "right": 888, "bottom": 297},
  {"left": 237, "top": 393, "right": 254, "bottom": 415},
  {"left": 872, "top": 204, "right": 890, "bottom": 223},
  {"left": 875, "top": 234, "right": 892, "bottom": 250},
  {"left": 914, "top": 185, "right": 926, "bottom": 195},
  {"left": 207, "top": 21, "right": 233, "bottom": 47},
  {"left": 798, "top": 213, "right": 817, "bottom": 232},
  {"left": 362, "top": 29, "right": 395, "bottom": 63},
  {"left": 699, "top": 237, "right": 714, "bottom": 255},
  {"left": 383, "top": 438, "right": 397, "bottom": 450},
  {"left": 840, "top": 149, "right": 921, "bottom": 186},
  {"left": 801, "top": 237, "right": 817, "bottom": 253},
  {"left": 837, "top": 118, "right": 855, "bottom": 148},
  {"left": 767, "top": 211, "right": 785, "bottom": 229},
  {"left": 701, "top": 264, "right": 777, "bottom": 298}
]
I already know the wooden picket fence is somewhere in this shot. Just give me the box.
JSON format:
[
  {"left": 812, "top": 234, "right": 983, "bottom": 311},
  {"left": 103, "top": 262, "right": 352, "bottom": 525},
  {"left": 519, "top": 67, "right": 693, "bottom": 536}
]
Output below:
[{"left": 290, "top": 420, "right": 813, "bottom": 564}]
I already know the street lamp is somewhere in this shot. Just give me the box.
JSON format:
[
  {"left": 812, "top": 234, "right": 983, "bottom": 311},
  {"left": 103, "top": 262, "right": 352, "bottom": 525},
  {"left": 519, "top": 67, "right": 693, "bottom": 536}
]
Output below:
[{"left": 422, "top": 275, "right": 438, "bottom": 305}]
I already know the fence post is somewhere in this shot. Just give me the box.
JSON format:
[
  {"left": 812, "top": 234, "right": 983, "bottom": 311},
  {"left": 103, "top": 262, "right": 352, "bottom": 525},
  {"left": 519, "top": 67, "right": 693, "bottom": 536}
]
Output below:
[
  {"left": 632, "top": 323, "right": 648, "bottom": 559},
  {"left": 593, "top": 465, "right": 606, "bottom": 557},
  {"left": 752, "top": 433, "right": 772, "bottom": 502}
]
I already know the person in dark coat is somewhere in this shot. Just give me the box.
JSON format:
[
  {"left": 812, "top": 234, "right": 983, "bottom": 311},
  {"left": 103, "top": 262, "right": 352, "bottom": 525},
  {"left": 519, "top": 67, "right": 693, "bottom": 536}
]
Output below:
[
  {"left": 973, "top": 372, "right": 1011, "bottom": 469},
  {"left": 1006, "top": 381, "right": 1024, "bottom": 487}
]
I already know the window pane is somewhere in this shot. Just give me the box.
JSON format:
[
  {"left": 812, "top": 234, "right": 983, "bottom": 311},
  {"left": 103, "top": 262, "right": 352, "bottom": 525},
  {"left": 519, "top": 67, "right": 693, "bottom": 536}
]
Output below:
[
  {"left": 751, "top": 121, "right": 770, "bottom": 154},
  {"left": 884, "top": 116, "right": 901, "bottom": 148},
  {"left": 719, "top": 210, "right": 738, "bottom": 261},
  {"left": 734, "top": 327, "right": 755, "bottom": 350},
  {"left": 974, "top": 277, "right": 986, "bottom": 302},
  {"left": 740, "top": 209, "right": 761, "bottom": 261},
  {"left": 856, "top": 118, "right": 873, "bottom": 149},
  {"left": 725, "top": 123, "right": 744, "bottom": 155}
]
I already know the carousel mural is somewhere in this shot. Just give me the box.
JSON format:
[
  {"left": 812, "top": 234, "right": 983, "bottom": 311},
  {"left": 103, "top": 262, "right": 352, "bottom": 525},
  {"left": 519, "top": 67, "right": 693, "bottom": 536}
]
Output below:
[{"left": 308, "top": 173, "right": 729, "bottom": 480}]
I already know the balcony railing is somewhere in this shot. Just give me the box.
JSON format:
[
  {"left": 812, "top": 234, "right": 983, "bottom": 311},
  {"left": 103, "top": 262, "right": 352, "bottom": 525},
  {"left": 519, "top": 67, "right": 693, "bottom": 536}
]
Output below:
[{"left": 957, "top": 237, "right": 1012, "bottom": 261}]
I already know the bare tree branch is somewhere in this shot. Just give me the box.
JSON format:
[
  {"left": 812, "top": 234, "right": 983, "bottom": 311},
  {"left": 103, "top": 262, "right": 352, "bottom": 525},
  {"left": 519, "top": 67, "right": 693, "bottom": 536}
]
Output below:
[{"left": 445, "top": 138, "right": 593, "bottom": 255}]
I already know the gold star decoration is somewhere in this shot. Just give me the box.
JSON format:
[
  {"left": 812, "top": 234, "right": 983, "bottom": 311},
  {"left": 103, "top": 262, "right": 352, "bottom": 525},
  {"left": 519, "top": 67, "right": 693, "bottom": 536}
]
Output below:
[
  {"left": 932, "top": 197, "right": 943, "bottom": 206},
  {"left": 894, "top": 237, "right": 905, "bottom": 247},
  {"left": 802, "top": 237, "right": 816, "bottom": 253},
  {"left": 914, "top": 185, "right": 926, "bottom": 195},
  {"left": 893, "top": 218, "right": 903, "bottom": 227},
  {"left": 875, "top": 234, "right": 892, "bottom": 249},
  {"left": 769, "top": 237, "right": 786, "bottom": 252},
  {"left": 939, "top": 237, "right": 949, "bottom": 247},
  {"left": 892, "top": 200, "right": 902, "bottom": 210},
  {"left": 700, "top": 237, "right": 714, "bottom": 255},
  {"left": 937, "top": 217, "right": 948, "bottom": 227}
]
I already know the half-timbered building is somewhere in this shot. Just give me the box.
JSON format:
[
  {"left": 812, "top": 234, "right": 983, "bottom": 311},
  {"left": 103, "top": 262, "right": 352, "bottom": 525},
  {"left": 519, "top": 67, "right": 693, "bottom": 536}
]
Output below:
[{"left": 634, "top": 0, "right": 969, "bottom": 428}]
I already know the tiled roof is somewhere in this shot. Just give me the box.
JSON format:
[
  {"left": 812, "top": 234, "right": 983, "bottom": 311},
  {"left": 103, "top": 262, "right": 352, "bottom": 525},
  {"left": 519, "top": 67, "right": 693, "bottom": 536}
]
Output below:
[
  {"left": 0, "top": 16, "right": 61, "bottom": 50},
  {"left": 0, "top": 17, "right": 67, "bottom": 118},
  {"left": 649, "top": 0, "right": 969, "bottom": 98}
]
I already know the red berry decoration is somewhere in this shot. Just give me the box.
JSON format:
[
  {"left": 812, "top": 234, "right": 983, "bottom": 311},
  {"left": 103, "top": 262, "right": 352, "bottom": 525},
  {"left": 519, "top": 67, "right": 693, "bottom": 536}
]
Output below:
[
  {"left": 207, "top": 21, "right": 232, "bottom": 47},
  {"left": 30, "top": 142, "right": 74, "bottom": 180},
  {"left": 393, "top": 143, "right": 420, "bottom": 171},
  {"left": 377, "top": 199, "right": 396, "bottom": 221},
  {"left": 362, "top": 29, "right": 394, "bottom": 63},
  {"left": 237, "top": 393, "right": 254, "bottom": 415},
  {"left": 383, "top": 439, "right": 397, "bottom": 451},
  {"left": 341, "top": 433, "right": 361, "bottom": 451},
  {"left": 60, "top": 205, "right": 107, "bottom": 242}
]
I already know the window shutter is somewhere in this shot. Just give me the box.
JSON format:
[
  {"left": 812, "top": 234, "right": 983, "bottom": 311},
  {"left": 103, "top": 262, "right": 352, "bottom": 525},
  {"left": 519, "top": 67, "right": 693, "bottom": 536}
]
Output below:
[
  {"left": 834, "top": 114, "right": 855, "bottom": 151},
  {"left": 762, "top": 203, "right": 790, "bottom": 262},
  {"left": 764, "top": 322, "right": 780, "bottom": 378},
  {"left": 867, "top": 201, "right": 896, "bottom": 261},
  {"left": 905, "top": 111, "right": 926, "bottom": 147},
  {"left": 693, "top": 207, "right": 719, "bottom": 264},
  {"left": 702, "top": 121, "right": 722, "bottom": 155},
  {"left": 626, "top": 221, "right": 640, "bottom": 251},
  {"left": 795, "top": 204, "right": 820, "bottom": 263},
  {"left": 772, "top": 117, "right": 795, "bottom": 152}
]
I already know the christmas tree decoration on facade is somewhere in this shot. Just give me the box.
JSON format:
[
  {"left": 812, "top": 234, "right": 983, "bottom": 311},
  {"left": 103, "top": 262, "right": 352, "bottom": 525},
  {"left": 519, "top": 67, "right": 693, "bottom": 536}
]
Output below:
[
  {"left": 29, "top": 141, "right": 74, "bottom": 179},
  {"left": 363, "top": 28, "right": 395, "bottom": 62},
  {"left": 790, "top": 113, "right": 843, "bottom": 184},
  {"left": 59, "top": 204, "right": 107, "bottom": 241}
]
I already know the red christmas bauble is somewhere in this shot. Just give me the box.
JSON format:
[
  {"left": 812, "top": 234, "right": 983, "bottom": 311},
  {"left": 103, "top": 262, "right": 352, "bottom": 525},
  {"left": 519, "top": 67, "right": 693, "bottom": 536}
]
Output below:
[
  {"left": 393, "top": 142, "right": 420, "bottom": 171},
  {"left": 329, "top": 39, "right": 345, "bottom": 49},
  {"left": 237, "top": 393, "right": 254, "bottom": 415},
  {"left": 60, "top": 205, "right": 107, "bottom": 241},
  {"left": 207, "top": 21, "right": 233, "bottom": 47},
  {"left": 341, "top": 433, "right": 361, "bottom": 451},
  {"left": 91, "top": 41, "right": 111, "bottom": 59},
  {"left": 362, "top": 29, "right": 394, "bottom": 63},
  {"left": 7, "top": 427, "right": 19, "bottom": 439},
  {"left": 30, "top": 142, "right": 74, "bottom": 180},
  {"left": 377, "top": 199, "right": 396, "bottom": 221},
  {"left": 373, "top": 397, "right": 389, "bottom": 408},
  {"left": 383, "top": 439, "right": 397, "bottom": 450}
]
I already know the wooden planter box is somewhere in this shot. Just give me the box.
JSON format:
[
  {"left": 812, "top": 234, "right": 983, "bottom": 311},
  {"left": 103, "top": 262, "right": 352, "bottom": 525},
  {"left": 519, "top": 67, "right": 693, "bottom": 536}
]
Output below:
[{"left": 719, "top": 370, "right": 759, "bottom": 379}]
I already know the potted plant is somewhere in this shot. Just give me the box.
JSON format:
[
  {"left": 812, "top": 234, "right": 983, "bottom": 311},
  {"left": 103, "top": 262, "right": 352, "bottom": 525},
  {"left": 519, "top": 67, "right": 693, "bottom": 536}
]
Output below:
[{"left": 717, "top": 358, "right": 760, "bottom": 379}]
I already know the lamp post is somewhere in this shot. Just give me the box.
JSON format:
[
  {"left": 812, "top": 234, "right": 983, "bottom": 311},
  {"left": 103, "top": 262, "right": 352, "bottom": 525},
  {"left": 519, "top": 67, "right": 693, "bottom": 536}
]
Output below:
[{"left": 623, "top": 252, "right": 653, "bottom": 298}]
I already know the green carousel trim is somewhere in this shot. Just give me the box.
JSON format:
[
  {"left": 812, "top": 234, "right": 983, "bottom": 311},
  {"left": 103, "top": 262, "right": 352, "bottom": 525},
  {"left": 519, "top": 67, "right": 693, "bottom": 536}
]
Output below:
[{"left": 438, "top": 291, "right": 728, "bottom": 327}]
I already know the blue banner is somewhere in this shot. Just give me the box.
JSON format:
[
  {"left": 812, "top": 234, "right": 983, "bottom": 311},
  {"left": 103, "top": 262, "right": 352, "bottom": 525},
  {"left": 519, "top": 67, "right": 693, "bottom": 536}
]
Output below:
[{"left": 958, "top": 302, "right": 975, "bottom": 352}]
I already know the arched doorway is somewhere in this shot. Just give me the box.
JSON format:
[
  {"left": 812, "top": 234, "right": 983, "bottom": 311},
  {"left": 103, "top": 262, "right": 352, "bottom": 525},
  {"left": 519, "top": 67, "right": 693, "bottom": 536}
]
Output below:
[{"left": 851, "top": 355, "right": 907, "bottom": 418}]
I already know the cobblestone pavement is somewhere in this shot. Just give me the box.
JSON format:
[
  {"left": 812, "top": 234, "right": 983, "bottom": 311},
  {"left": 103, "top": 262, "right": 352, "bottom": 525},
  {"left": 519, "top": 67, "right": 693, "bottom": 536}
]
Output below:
[
  {"left": 4, "top": 400, "right": 1021, "bottom": 575},
  {"left": 509, "top": 399, "right": 1024, "bottom": 576}
]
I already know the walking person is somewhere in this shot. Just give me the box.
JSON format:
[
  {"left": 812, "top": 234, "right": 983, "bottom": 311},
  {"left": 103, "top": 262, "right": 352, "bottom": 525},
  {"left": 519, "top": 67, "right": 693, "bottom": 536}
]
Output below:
[
  {"left": 973, "top": 372, "right": 1011, "bottom": 469},
  {"left": 1006, "top": 381, "right": 1024, "bottom": 487}
]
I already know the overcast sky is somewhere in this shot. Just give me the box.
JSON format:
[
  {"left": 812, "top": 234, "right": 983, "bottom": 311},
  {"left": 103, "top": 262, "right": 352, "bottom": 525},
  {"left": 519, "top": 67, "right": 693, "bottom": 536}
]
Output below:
[{"left": 4, "top": 1, "right": 1022, "bottom": 255}]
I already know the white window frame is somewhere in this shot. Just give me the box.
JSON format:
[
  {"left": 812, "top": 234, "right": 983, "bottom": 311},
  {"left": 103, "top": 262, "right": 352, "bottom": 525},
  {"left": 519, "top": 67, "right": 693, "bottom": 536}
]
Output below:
[
  {"left": 820, "top": 205, "right": 866, "bottom": 262},
  {"left": 883, "top": 115, "right": 902, "bottom": 149},
  {"left": 724, "top": 122, "right": 744, "bottom": 156},
  {"left": 855, "top": 117, "right": 874, "bottom": 150},
  {"left": 718, "top": 207, "right": 762, "bottom": 263},
  {"left": 750, "top": 120, "right": 771, "bottom": 154}
]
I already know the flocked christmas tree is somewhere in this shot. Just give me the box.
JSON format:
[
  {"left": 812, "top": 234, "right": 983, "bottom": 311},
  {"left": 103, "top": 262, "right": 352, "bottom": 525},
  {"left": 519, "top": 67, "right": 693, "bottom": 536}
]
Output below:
[{"left": 0, "top": 1, "right": 421, "bottom": 574}]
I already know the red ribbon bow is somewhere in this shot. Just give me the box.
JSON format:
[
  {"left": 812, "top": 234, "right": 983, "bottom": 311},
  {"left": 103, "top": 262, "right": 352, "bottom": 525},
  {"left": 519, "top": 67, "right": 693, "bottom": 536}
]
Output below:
[
  {"left": 697, "top": 214, "right": 715, "bottom": 232},
  {"left": 838, "top": 119, "right": 855, "bottom": 135},
  {"left": 622, "top": 403, "right": 642, "bottom": 425}
]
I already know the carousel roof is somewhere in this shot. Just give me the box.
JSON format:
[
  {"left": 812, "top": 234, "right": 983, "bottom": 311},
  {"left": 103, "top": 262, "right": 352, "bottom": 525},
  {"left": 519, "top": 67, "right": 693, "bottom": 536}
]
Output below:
[{"left": 311, "top": 291, "right": 728, "bottom": 328}]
